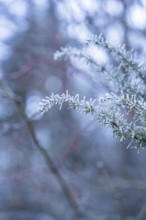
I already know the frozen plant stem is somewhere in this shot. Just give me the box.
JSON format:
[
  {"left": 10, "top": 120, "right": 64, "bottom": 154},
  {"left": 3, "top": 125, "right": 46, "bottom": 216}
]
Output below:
[
  {"left": 1, "top": 80, "right": 84, "bottom": 220},
  {"left": 39, "top": 91, "right": 146, "bottom": 149},
  {"left": 42, "top": 34, "right": 146, "bottom": 149}
]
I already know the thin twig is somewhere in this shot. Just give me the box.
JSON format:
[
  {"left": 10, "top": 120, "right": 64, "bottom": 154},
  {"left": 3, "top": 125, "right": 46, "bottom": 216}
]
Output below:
[
  {"left": 136, "top": 203, "right": 146, "bottom": 220},
  {"left": 97, "top": 162, "right": 126, "bottom": 220},
  {"left": 1, "top": 80, "right": 84, "bottom": 220}
]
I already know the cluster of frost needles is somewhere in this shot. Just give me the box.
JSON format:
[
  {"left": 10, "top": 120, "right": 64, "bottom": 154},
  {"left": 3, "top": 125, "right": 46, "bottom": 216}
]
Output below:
[{"left": 40, "top": 34, "right": 146, "bottom": 149}]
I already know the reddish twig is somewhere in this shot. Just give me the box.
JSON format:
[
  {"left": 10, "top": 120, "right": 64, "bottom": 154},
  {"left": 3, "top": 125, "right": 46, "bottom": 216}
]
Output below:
[{"left": 57, "top": 122, "right": 92, "bottom": 167}]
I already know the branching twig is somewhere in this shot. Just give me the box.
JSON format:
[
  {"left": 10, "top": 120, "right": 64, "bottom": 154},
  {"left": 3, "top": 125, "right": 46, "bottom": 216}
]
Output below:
[{"left": 39, "top": 91, "right": 146, "bottom": 148}]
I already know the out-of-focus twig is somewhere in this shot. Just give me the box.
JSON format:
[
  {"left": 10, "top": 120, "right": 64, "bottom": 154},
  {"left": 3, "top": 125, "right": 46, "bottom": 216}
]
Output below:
[
  {"left": 57, "top": 122, "right": 91, "bottom": 167},
  {"left": 136, "top": 202, "right": 146, "bottom": 220},
  {"left": 97, "top": 162, "right": 126, "bottom": 220},
  {"left": 0, "top": 80, "right": 84, "bottom": 220}
]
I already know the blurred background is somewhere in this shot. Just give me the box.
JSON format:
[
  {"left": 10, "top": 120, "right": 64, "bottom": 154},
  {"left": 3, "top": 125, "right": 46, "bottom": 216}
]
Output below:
[{"left": 0, "top": 0, "right": 146, "bottom": 219}]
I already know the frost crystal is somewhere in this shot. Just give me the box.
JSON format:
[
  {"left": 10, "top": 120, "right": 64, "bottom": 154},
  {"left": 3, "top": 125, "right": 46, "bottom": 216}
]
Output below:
[{"left": 40, "top": 35, "right": 146, "bottom": 149}]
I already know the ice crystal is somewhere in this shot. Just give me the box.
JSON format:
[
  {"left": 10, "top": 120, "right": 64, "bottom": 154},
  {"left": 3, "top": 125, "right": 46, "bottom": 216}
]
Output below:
[{"left": 40, "top": 35, "right": 146, "bottom": 149}]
